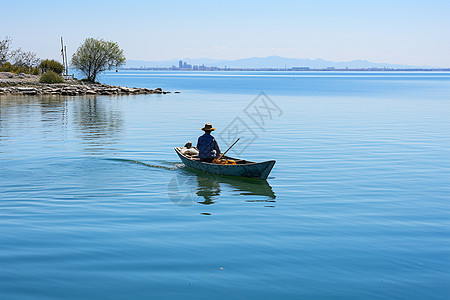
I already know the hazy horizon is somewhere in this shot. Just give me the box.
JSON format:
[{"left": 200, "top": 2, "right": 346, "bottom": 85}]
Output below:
[
  {"left": 123, "top": 55, "right": 438, "bottom": 69},
  {"left": 1, "top": 0, "right": 450, "bottom": 68}
]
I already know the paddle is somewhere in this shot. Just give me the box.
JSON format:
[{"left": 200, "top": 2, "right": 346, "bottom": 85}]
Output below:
[{"left": 216, "top": 138, "right": 240, "bottom": 162}]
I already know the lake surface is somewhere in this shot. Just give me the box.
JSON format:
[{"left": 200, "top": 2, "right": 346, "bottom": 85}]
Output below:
[{"left": 1, "top": 71, "right": 450, "bottom": 299}]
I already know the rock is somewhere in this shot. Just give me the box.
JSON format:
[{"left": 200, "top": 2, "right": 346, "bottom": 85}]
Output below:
[
  {"left": 106, "top": 88, "right": 119, "bottom": 94},
  {"left": 17, "top": 87, "right": 36, "bottom": 91},
  {"left": 61, "top": 90, "right": 78, "bottom": 96},
  {"left": 120, "top": 87, "right": 137, "bottom": 93},
  {"left": 0, "top": 77, "right": 170, "bottom": 96},
  {"left": 22, "top": 91, "right": 38, "bottom": 95}
]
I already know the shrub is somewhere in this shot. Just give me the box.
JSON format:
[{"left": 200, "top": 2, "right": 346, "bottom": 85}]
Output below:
[
  {"left": 0, "top": 62, "right": 40, "bottom": 75},
  {"left": 39, "top": 59, "right": 64, "bottom": 75},
  {"left": 39, "top": 71, "right": 64, "bottom": 84},
  {"left": 0, "top": 62, "right": 13, "bottom": 72}
]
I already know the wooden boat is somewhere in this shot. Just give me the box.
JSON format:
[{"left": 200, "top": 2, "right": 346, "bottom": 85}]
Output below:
[{"left": 174, "top": 147, "right": 276, "bottom": 180}]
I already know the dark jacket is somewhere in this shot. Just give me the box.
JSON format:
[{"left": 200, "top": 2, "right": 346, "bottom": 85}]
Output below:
[{"left": 197, "top": 133, "right": 220, "bottom": 158}]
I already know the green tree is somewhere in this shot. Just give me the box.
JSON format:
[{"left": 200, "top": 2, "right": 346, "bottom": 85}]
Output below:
[
  {"left": 71, "top": 38, "right": 125, "bottom": 82},
  {"left": 39, "top": 59, "right": 64, "bottom": 74}
]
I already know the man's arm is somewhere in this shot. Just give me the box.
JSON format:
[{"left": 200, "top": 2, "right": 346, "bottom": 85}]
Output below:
[{"left": 213, "top": 138, "right": 220, "bottom": 156}]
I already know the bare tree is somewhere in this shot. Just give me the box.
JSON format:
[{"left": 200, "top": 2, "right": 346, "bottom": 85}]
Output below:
[
  {"left": 11, "top": 48, "right": 40, "bottom": 69},
  {"left": 0, "top": 36, "right": 13, "bottom": 66}
]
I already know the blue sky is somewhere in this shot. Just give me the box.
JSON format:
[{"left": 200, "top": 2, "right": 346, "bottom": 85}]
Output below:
[{"left": 2, "top": 0, "right": 450, "bottom": 66}]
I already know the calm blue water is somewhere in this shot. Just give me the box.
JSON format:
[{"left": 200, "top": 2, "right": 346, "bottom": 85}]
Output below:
[{"left": 1, "top": 71, "right": 450, "bottom": 299}]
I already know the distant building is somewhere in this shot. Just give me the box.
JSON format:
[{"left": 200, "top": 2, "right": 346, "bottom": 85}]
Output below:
[
  {"left": 179, "top": 60, "right": 183, "bottom": 69},
  {"left": 292, "top": 67, "right": 310, "bottom": 71}
]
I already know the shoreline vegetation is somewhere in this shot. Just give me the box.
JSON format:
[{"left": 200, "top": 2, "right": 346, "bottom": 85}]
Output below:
[
  {"left": 0, "top": 72, "right": 171, "bottom": 96},
  {"left": 1, "top": 37, "right": 172, "bottom": 96}
]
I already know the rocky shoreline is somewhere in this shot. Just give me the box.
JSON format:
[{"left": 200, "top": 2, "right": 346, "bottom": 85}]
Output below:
[{"left": 0, "top": 72, "right": 172, "bottom": 96}]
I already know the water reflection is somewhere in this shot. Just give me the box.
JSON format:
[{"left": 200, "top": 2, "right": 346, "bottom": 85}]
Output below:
[
  {"left": 39, "top": 96, "right": 69, "bottom": 137},
  {"left": 170, "top": 168, "right": 276, "bottom": 206},
  {"left": 0, "top": 95, "right": 70, "bottom": 145},
  {"left": 0, "top": 95, "right": 124, "bottom": 156},
  {"left": 72, "top": 96, "right": 123, "bottom": 154},
  {"left": 196, "top": 175, "right": 221, "bottom": 204}
]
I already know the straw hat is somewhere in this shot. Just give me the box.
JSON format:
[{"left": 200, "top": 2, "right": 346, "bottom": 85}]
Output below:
[{"left": 201, "top": 123, "right": 216, "bottom": 131}]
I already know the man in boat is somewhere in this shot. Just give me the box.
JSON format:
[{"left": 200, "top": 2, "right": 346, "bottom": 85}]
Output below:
[{"left": 197, "top": 123, "right": 221, "bottom": 162}]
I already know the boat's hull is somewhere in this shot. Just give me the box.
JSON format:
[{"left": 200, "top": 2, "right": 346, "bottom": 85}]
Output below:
[{"left": 175, "top": 148, "right": 275, "bottom": 180}]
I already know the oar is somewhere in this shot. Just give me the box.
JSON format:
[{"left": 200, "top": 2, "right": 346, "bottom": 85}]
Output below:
[{"left": 216, "top": 138, "right": 240, "bottom": 161}]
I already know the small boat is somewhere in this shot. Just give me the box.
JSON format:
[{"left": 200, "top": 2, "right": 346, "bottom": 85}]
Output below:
[{"left": 174, "top": 147, "right": 276, "bottom": 180}]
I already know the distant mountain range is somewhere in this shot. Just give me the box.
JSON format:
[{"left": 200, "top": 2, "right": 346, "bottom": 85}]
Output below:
[{"left": 124, "top": 55, "right": 431, "bottom": 69}]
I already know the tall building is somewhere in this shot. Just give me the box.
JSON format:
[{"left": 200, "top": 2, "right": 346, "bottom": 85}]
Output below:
[{"left": 179, "top": 60, "right": 183, "bottom": 69}]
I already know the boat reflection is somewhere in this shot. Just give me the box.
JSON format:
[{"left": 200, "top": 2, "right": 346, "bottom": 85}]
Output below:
[
  {"left": 196, "top": 174, "right": 221, "bottom": 204},
  {"left": 181, "top": 168, "right": 276, "bottom": 205}
]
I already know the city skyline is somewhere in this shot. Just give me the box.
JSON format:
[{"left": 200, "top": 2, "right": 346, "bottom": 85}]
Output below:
[
  {"left": 125, "top": 56, "right": 442, "bottom": 70},
  {"left": 1, "top": 0, "right": 450, "bottom": 67}
]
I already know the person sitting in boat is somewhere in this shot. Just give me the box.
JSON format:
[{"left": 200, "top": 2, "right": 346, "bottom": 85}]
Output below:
[{"left": 197, "top": 123, "right": 221, "bottom": 162}]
